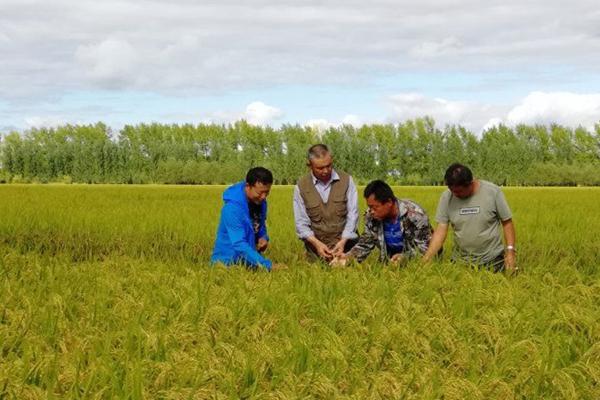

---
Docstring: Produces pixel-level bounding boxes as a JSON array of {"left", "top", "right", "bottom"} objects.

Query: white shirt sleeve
[
  {"left": 341, "top": 176, "right": 359, "bottom": 239},
  {"left": 293, "top": 185, "right": 315, "bottom": 239}
]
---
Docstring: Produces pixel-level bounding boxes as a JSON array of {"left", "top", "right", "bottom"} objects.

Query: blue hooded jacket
[{"left": 210, "top": 181, "right": 272, "bottom": 270}]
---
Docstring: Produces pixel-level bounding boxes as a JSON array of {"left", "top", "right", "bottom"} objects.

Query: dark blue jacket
[{"left": 210, "top": 181, "right": 271, "bottom": 270}]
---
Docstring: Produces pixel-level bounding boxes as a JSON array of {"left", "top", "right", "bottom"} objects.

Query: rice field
[{"left": 1, "top": 184, "right": 599, "bottom": 399}]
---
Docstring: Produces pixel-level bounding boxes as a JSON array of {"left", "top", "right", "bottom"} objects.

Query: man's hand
[
  {"left": 504, "top": 251, "right": 517, "bottom": 274},
  {"left": 331, "top": 238, "right": 348, "bottom": 257},
  {"left": 330, "top": 255, "right": 348, "bottom": 267},
  {"left": 390, "top": 253, "right": 405, "bottom": 265},
  {"left": 311, "top": 239, "right": 333, "bottom": 260},
  {"left": 257, "top": 238, "right": 268, "bottom": 253}
]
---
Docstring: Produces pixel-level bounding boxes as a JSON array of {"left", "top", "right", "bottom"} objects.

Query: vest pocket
[
  {"left": 333, "top": 199, "right": 348, "bottom": 217},
  {"left": 306, "top": 204, "right": 323, "bottom": 222}
]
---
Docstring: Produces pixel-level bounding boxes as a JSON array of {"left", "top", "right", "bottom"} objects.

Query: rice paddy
[{"left": 1, "top": 184, "right": 599, "bottom": 399}]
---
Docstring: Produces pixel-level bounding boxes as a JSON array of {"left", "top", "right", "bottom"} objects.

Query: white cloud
[
  {"left": 75, "top": 38, "right": 141, "bottom": 87},
  {"left": 1, "top": 1, "right": 600, "bottom": 129},
  {"left": 243, "top": 101, "right": 283, "bottom": 125},
  {"left": 25, "top": 116, "right": 69, "bottom": 128},
  {"left": 303, "top": 114, "right": 367, "bottom": 131},
  {"left": 2, "top": 0, "right": 599, "bottom": 99},
  {"left": 386, "top": 92, "right": 503, "bottom": 132},
  {"left": 200, "top": 101, "right": 283, "bottom": 126},
  {"left": 304, "top": 119, "right": 333, "bottom": 132},
  {"left": 481, "top": 117, "right": 504, "bottom": 132},
  {"left": 342, "top": 114, "right": 362, "bottom": 127},
  {"left": 506, "top": 91, "right": 600, "bottom": 130},
  {"left": 409, "top": 37, "right": 463, "bottom": 59},
  {"left": 387, "top": 91, "right": 600, "bottom": 133},
  {"left": 0, "top": 32, "right": 10, "bottom": 45}
]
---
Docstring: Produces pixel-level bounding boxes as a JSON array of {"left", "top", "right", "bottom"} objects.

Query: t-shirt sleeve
[
  {"left": 435, "top": 191, "right": 451, "bottom": 224},
  {"left": 495, "top": 188, "right": 512, "bottom": 221}
]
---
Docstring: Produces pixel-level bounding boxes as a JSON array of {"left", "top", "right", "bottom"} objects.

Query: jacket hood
[{"left": 223, "top": 181, "right": 248, "bottom": 205}]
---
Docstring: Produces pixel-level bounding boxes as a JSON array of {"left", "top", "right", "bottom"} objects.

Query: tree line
[{"left": 1, "top": 118, "right": 599, "bottom": 186}]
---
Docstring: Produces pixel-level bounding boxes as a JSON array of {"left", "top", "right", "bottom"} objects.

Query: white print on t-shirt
[{"left": 459, "top": 206, "right": 480, "bottom": 215}]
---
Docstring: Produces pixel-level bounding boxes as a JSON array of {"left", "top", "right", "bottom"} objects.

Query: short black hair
[
  {"left": 246, "top": 167, "right": 273, "bottom": 186},
  {"left": 444, "top": 163, "right": 473, "bottom": 187},
  {"left": 364, "top": 180, "right": 395, "bottom": 203}
]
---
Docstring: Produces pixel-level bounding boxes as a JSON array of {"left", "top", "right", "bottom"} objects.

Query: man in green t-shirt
[{"left": 422, "top": 163, "right": 517, "bottom": 273}]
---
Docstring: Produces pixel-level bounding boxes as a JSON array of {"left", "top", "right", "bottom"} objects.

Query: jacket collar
[{"left": 396, "top": 199, "right": 409, "bottom": 219}]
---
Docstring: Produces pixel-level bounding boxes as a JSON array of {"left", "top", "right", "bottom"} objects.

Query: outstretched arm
[
  {"left": 346, "top": 215, "right": 378, "bottom": 263},
  {"left": 422, "top": 223, "right": 448, "bottom": 263}
]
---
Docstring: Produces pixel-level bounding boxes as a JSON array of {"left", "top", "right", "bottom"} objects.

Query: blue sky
[{"left": 1, "top": 0, "right": 600, "bottom": 133}]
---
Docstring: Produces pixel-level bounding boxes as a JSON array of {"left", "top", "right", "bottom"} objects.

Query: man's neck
[
  {"left": 472, "top": 179, "right": 480, "bottom": 194},
  {"left": 314, "top": 177, "right": 331, "bottom": 186},
  {"left": 312, "top": 170, "right": 336, "bottom": 185}
]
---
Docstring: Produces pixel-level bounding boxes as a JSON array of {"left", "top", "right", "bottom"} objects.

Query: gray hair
[{"left": 307, "top": 144, "right": 331, "bottom": 160}]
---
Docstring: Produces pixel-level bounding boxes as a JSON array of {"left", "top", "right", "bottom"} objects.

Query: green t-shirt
[{"left": 435, "top": 180, "right": 512, "bottom": 264}]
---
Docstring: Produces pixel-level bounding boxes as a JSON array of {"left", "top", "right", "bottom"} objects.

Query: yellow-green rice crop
[{"left": 1, "top": 185, "right": 599, "bottom": 399}]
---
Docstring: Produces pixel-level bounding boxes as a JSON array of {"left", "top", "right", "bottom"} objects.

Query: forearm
[
  {"left": 257, "top": 222, "right": 268, "bottom": 241},
  {"left": 305, "top": 235, "right": 323, "bottom": 247},
  {"left": 347, "top": 234, "right": 376, "bottom": 262},
  {"left": 423, "top": 225, "right": 447, "bottom": 261},
  {"left": 502, "top": 219, "right": 516, "bottom": 247},
  {"left": 501, "top": 219, "right": 517, "bottom": 271}
]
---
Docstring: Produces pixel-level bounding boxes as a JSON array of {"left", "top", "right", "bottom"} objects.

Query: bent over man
[
  {"left": 333, "top": 180, "right": 433, "bottom": 265},
  {"left": 422, "top": 163, "right": 517, "bottom": 272},
  {"left": 293, "top": 144, "right": 359, "bottom": 261}
]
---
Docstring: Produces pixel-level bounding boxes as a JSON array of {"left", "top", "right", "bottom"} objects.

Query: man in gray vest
[{"left": 293, "top": 144, "right": 359, "bottom": 261}]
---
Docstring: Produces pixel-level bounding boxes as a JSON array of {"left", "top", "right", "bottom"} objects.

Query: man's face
[
  {"left": 245, "top": 182, "right": 272, "bottom": 205},
  {"left": 309, "top": 154, "right": 333, "bottom": 183},
  {"left": 449, "top": 183, "right": 474, "bottom": 199},
  {"left": 366, "top": 194, "right": 394, "bottom": 221}
]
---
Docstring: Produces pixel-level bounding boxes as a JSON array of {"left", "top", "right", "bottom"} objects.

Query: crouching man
[
  {"left": 332, "top": 180, "right": 433, "bottom": 266},
  {"left": 211, "top": 167, "right": 275, "bottom": 271}
]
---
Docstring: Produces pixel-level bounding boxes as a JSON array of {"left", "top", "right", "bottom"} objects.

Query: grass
[{"left": 0, "top": 184, "right": 599, "bottom": 399}]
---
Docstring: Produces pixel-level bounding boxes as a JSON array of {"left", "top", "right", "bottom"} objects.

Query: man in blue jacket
[{"left": 211, "top": 167, "right": 274, "bottom": 271}]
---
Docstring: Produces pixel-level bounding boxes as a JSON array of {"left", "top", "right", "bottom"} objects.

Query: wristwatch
[{"left": 506, "top": 245, "right": 516, "bottom": 252}]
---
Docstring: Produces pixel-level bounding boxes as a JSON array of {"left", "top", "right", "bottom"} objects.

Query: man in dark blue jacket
[{"left": 211, "top": 167, "right": 273, "bottom": 270}]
